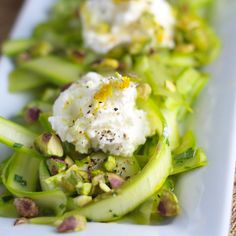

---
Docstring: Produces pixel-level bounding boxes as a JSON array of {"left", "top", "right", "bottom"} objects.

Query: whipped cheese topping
[
  {"left": 49, "top": 72, "right": 151, "bottom": 156},
  {"left": 81, "top": 0, "right": 175, "bottom": 54}
]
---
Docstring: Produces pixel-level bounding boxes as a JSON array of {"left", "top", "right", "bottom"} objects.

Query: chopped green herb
[
  {"left": 1, "top": 195, "right": 14, "bottom": 203},
  {"left": 14, "top": 174, "right": 27, "bottom": 186},
  {"left": 13, "top": 143, "right": 23, "bottom": 149},
  {"left": 174, "top": 148, "right": 195, "bottom": 161}
]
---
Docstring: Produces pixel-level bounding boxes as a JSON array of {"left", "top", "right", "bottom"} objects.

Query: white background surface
[{"left": 0, "top": 0, "right": 236, "bottom": 235}]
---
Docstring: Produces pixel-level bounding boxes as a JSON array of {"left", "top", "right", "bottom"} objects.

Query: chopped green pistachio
[
  {"left": 78, "top": 170, "right": 89, "bottom": 182},
  {"left": 104, "top": 156, "right": 116, "bottom": 172},
  {"left": 82, "top": 183, "right": 92, "bottom": 196},
  {"left": 73, "top": 196, "right": 93, "bottom": 207},
  {"left": 14, "top": 218, "right": 29, "bottom": 225},
  {"left": 92, "top": 174, "right": 105, "bottom": 186},
  {"left": 24, "top": 107, "right": 41, "bottom": 124},
  {"left": 46, "top": 158, "right": 67, "bottom": 175},
  {"left": 34, "top": 133, "right": 64, "bottom": 157},
  {"left": 75, "top": 156, "right": 91, "bottom": 171},
  {"left": 57, "top": 215, "right": 86, "bottom": 233},
  {"left": 92, "top": 58, "right": 119, "bottom": 72},
  {"left": 157, "top": 190, "right": 180, "bottom": 217},
  {"left": 76, "top": 183, "right": 92, "bottom": 196},
  {"left": 99, "top": 182, "right": 111, "bottom": 193},
  {"left": 64, "top": 156, "right": 74, "bottom": 168},
  {"left": 90, "top": 152, "right": 107, "bottom": 170},
  {"left": 44, "top": 165, "right": 84, "bottom": 195},
  {"left": 107, "top": 173, "right": 124, "bottom": 189},
  {"left": 61, "top": 166, "right": 83, "bottom": 193},
  {"left": 76, "top": 181, "right": 83, "bottom": 189},
  {"left": 60, "top": 178, "right": 77, "bottom": 193},
  {"left": 91, "top": 169, "right": 104, "bottom": 177},
  {"left": 14, "top": 198, "right": 39, "bottom": 218},
  {"left": 75, "top": 153, "right": 107, "bottom": 173}
]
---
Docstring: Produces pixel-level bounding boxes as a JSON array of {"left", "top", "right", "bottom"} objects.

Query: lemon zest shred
[
  {"left": 94, "top": 83, "right": 113, "bottom": 102},
  {"left": 94, "top": 75, "right": 131, "bottom": 107},
  {"left": 115, "top": 76, "right": 130, "bottom": 89}
]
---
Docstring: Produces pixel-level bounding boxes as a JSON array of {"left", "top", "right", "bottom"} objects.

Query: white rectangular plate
[{"left": 0, "top": 0, "right": 236, "bottom": 235}]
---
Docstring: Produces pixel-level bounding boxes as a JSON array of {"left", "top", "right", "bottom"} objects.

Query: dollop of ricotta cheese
[
  {"left": 81, "top": 0, "right": 175, "bottom": 54},
  {"left": 49, "top": 72, "right": 151, "bottom": 157}
]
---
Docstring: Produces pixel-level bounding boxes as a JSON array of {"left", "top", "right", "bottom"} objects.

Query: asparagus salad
[{"left": 0, "top": 0, "right": 220, "bottom": 233}]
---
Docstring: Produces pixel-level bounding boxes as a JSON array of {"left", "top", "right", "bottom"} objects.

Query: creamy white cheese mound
[
  {"left": 49, "top": 72, "right": 151, "bottom": 157},
  {"left": 81, "top": 0, "right": 175, "bottom": 54}
]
